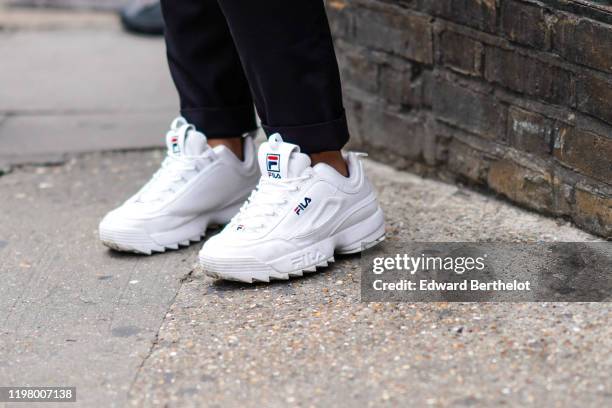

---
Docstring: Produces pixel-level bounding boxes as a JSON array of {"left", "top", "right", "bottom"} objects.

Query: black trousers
[{"left": 160, "top": 0, "right": 349, "bottom": 154}]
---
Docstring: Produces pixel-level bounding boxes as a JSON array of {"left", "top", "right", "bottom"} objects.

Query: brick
[
  {"left": 344, "top": 94, "right": 427, "bottom": 160},
  {"left": 425, "top": 0, "right": 497, "bottom": 33},
  {"left": 337, "top": 48, "right": 379, "bottom": 94},
  {"left": 379, "top": 63, "right": 411, "bottom": 105},
  {"left": 379, "top": 62, "right": 430, "bottom": 108},
  {"left": 487, "top": 159, "right": 554, "bottom": 212},
  {"left": 573, "top": 189, "right": 612, "bottom": 238},
  {"left": 439, "top": 30, "right": 483, "bottom": 76},
  {"left": 353, "top": 6, "right": 433, "bottom": 63},
  {"left": 421, "top": 69, "right": 434, "bottom": 108},
  {"left": 552, "top": 177, "right": 573, "bottom": 216},
  {"left": 501, "top": 0, "right": 550, "bottom": 49},
  {"left": 424, "top": 120, "right": 445, "bottom": 166},
  {"left": 446, "top": 139, "right": 490, "bottom": 183},
  {"left": 507, "top": 107, "right": 555, "bottom": 155},
  {"left": 433, "top": 79, "right": 506, "bottom": 140},
  {"left": 554, "top": 127, "right": 612, "bottom": 183},
  {"left": 485, "top": 46, "right": 573, "bottom": 105},
  {"left": 576, "top": 73, "right": 612, "bottom": 125},
  {"left": 553, "top": 15, "right": 612, "bottom": 74}
]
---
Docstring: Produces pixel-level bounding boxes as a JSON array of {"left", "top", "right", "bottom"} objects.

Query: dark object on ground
[{"left": 120, "top": 0, "right": 164, "bottom": 35}]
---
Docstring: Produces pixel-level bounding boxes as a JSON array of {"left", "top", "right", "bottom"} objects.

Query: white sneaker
[
  {"left": 99, "top": 117, "right": 260, "bottom": 254},
  {"left": 199, "top": 134, "right": 386, "bottom": 282}
]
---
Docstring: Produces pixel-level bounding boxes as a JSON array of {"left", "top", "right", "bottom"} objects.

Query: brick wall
[{"left": 327, "top": 0, "right": 612, "bottom": 238}]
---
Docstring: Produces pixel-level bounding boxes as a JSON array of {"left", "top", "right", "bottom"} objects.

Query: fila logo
[
  {"left": 171, "top": 136, "right": 180, "bottom": 154},
  {"left": 236, "top": 224, "right": 245, "bottom": 231},
  {"left": 294, "top": 197, "right": 312, "bottom": 215},
  {"left": 291, "top": 250, "right": 325, "bottom": 268},
  {"left": 266, "top": 153, "right": 280, "bottom": 174}
]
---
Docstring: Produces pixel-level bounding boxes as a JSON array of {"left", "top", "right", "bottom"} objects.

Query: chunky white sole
[
  {"left": 200, "top": 207, "right": 386, "bottom": 283},
  {"left": 100, "top": 202, "right": 242, "bottom": 255}
]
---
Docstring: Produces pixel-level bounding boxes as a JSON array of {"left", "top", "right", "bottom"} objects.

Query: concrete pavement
[
  {"left": 0, "top": 6, "right": 610, "bottom": 408},
  {"left": 0, "top": 151, "right": 608, "bottom": 407},
  {"left": 0, "top": 6, "right": 174, "bottom": 168}
]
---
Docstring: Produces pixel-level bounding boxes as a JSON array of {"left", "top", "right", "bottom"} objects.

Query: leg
[
  {"left": 161, "top": 0, "right": 257, "bottom": 139},
  {"left": 198, "top": 2, "right": 386, "bottom": 282},
  {"left": 216, "top": 0, "right": 349, "bottom": 155}
]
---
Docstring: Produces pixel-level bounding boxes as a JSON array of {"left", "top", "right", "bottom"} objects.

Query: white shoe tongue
[
  {"left": 166, "top": 124, "right": 208, "bottom": 156},
  {"left": 258, "top": 134, "right": 311, "bottom": 179}
]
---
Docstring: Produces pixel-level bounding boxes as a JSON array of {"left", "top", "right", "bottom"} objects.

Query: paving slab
[
  {"left": 0, "top": 28, "right": 176, "bottom": 114},
  {"left": 0, "top": 7, "right": 177, "bottom": 166},
  {"left": 0, "top": 113, "right": 167, "bottom": 166},
  {"left": 4, "top": 0, "right": 125, "bottom": 11},
  {"left": 0, "top": 6, "right": 118, "bottom": 29}
]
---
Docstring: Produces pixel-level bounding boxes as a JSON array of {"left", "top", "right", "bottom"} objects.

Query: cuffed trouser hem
[
  {"left": 261, "top": 112, "right": 350, "bottom": 154},
  {"left": 181, "top": 104, "right": 257, "bottom": 138}
]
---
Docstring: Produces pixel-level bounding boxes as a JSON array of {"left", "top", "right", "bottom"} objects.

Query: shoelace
[
  {"left": 137, "top": 155, "right": 198, "bottom": 201},
  {"left": 232, "top": 173, "right": 313, "bottom": 230},
  {"left": 138, "top": 140, "right": 213, "bottom": 203}
]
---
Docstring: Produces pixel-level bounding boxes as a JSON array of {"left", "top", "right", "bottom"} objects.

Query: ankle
[
  {"left": 208, "top": 137, "right": 244, "bottom": 160},
  {"left": 309, "top": 151, "right": 348, "bottom": 177}
]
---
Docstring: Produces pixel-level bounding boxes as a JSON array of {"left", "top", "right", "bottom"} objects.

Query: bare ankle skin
[
  {"left": 208, "top": 137, "right": 244, "bottom": 160},
  {"left": 310, "top": 150, "right": 349, "bottom": 177}
]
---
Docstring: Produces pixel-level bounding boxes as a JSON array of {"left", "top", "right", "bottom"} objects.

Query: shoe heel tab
[
  {"left": 341, "top": 151, "right": 367, "bottom": 187},
  {"left": 240, "top": 132, "right": 258, "bottom": 172},
  {"left": 343, "top": 151, "right": 368, "bottom": 164},
  {"left": 170, "top": 116, "right": 189, "bottom": 130}
]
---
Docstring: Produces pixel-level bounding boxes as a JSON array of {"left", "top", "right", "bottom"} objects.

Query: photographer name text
[{"left": 372, "top": 279, "right": 531, "bottom": 292}]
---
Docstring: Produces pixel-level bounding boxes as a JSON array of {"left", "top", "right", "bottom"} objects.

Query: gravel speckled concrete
[
  {"left": 0, "top": 151, "right": 198, "bottom": 407},
  {"left": 122, "top": 155, "right": 608, "bottom": 408},
  {"left": 0, "top": 151, "right": 608, "bottom": 407}
]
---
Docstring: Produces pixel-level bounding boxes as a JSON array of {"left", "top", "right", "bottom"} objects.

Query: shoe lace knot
[
  {"left": 231, "top": 172, "right": 313, "bottom": 231},
  {"left": 137, "top": 129, "right": 213, "bottom": 202}
]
